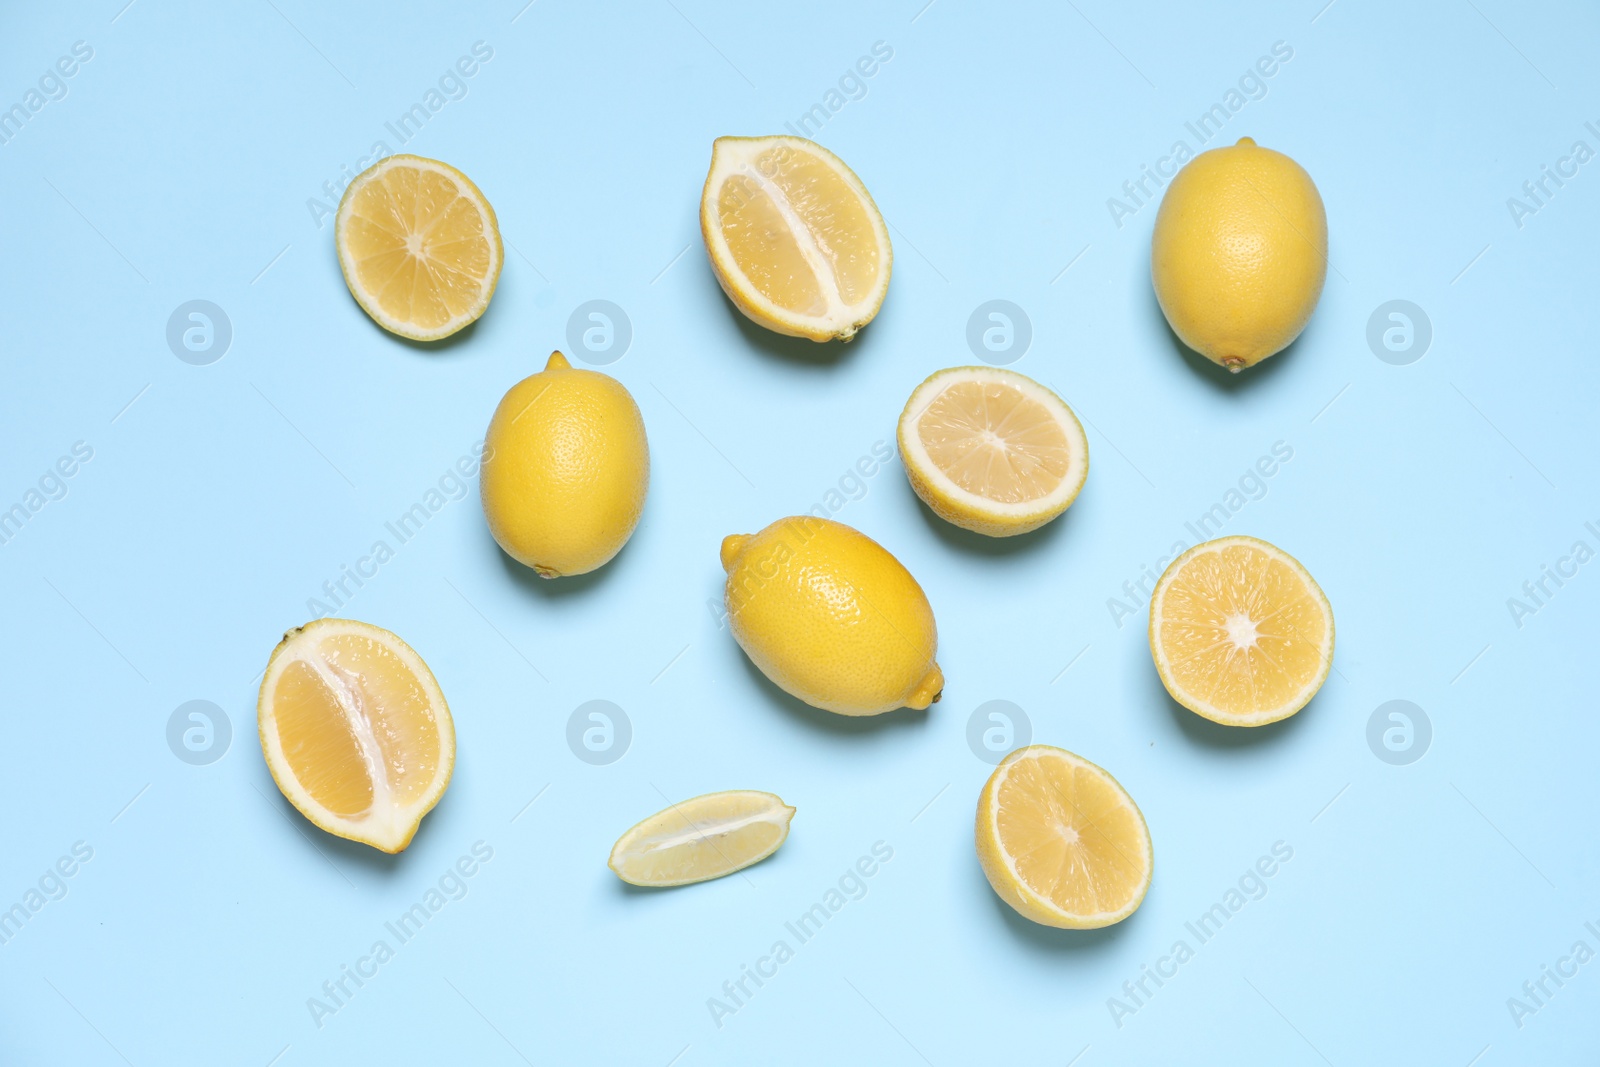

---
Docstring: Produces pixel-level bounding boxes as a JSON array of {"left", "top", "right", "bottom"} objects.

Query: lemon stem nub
[
  {"left": 719, "top": 534, "right": 749, "bottom": 572},
  {"left": 546, "top": 351, "right": 570, "bottom": 370}
]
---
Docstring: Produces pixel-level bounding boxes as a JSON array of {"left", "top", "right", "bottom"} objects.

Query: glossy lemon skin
[
  {"left": 1151, "top": 137, "right": 1327, "bottom": 371},
  {"left": 721, "top": 516, "right": 942, "bottom": 716},
  {"left": 481, "top": 352, "right": 649, "bottom": 578}
]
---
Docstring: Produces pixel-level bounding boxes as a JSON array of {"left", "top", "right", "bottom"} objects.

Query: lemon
[
  {"left": 976, "top": 745, "right": 1152, "bottom": 929},
  {"left": 257, "top": 618, "right": 455, "bottom": 854},
  {"left": 898, "top": 366, "right": 1089, "bottom": 537},
  {"left": 335, "top": 154, "right": 503, "bottom": 342},
  {"left": 609, "top": 790, "right": 795, "bottom": 887},
  {"left": 700, "top": 135, "right": 892, "bottom": 342},
  {"left": 1150, "top": 535, "right": 1335, "bottom": 726},
  {"left": 721, "top": 516, "right": 941, "bottom": 716},
  {"left": 1151, "top": 137, "right": 1326, "bottom": 371},
  {"left": 481, "top": 351, "right": 649, "bottom": 578}
]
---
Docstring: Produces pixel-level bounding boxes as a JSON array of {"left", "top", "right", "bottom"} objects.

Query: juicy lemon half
[
  {"left": 335, "top": 154, "right": 503, "bottom": 341},
  {"left": 257, "top": 618, "right": 455, "bottom": 853},
  {"left": 976, "top": 745, "right": 1153, "bottom": 929},
  {"left": 609, "top": 790, "right": 795, "bottom": 887},
  {"left": 1149, "top": 535, "right": 1335, "bottom": 726},
  {"left": 700, "top": 135, "right": 892, "bottom": 342},
  {"left": 898, "top": 366, "right": 1089, "bottom": 537}
]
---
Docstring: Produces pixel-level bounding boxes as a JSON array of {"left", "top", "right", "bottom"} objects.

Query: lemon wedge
[
  {"left": 898, "top": 366, "right": 1089, "bottom": 536},
  {"left": 700, "top": 135, "right": 891, "bottom": 342},
  {"left": 257, "top": 618, "right": 454, "bottom": 853},
  {"left": 1150, "top": 535, "right": 1335, "bottom": 726},
  {"left": 335, "top": 154, "right": 503, "bottom": 341},
  {"left": 609, "top": 790, "right": 794, "bottom": 887},
  {"left": 976, "top": 745, "right": 1152, "bottom": 929}
]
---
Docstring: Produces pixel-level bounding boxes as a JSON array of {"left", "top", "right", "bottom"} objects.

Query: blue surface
[{"left": 2, "top": 1, "right": 1598, "bottom": 1063}]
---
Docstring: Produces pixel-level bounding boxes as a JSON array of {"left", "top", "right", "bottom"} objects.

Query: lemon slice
[
  {"left": 609, "top": 790, "right": 794, "bottom": 887},
  {"left": 257, "top": 618, "right": 455, "bottom": 853},
  {"left": 700, "top": 135, "right": 891, "bottom": 342},
  {"left": 335, "top": 154, "right": 503, "bottom": 341},
  {"left": 898, "top": 366, "right": 1089, "bottom": 536},
  {"left": 1150, "top": 535, "right": 1335, "bottom": 726},
  {"left": 976, "top": 745, "right": 1152, "bottom": 929}
]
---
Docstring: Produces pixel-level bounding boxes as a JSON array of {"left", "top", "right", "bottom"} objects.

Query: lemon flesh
[
  {"left": 1150, "top": 535, "right": 1335, "bottom": 726},
  {"left": 898, "top": 366, "right": 1089, "bottom": 537},
  {"left": 700, "top": 136, "right": 892, "bottom": 342},
  {"left": 609, "top": 790, "right": 795, "bottom": 887},
  {"left": 1151, "top": 137, "right": 1326, "bottom": 371},
  {"left": 481, "top": 351, "right": 649, "bottom": 578},
  {"left": 335, "top": 154, "right": 502, "bottom": 342},
  {"left": 722, "top": 516, "right": 941, "bottom": 716},
  {"left": 976, "top": 745, "right": 1152, "bottom": 929},
  {"left": 257, "top": 618, "right": 455, "bottom": 853}
]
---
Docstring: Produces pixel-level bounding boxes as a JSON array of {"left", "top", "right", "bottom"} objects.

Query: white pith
[
  {"left": 702, "top": 136, "right": 891, "bottom": 338},
  {"left": 335, "top": 154, "right": 503, "bottom": 342},
  {"left": 899, "top": 366, "right": 1089, "bottom": 520},
  {"left": 1149, "top": 536, "right": 1335, "bottom": 727},
  {"left": 258, "top": 619, "right": 453, "bottom": 851}
]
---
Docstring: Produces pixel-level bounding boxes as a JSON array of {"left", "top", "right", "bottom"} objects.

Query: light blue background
[{"left": 2, "top": 0, "right": 1597, "bottom": 1063}]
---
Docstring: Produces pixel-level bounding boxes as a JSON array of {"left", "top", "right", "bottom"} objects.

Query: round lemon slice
[
  {"left": 898, "top": 366, "right": 1089, "bottom": 537},
  {"left": 700, "top": 135, "right": 892, "bottom": 342},
  {"left": 1150, "top": 535, "right": 1335, "bottom": 726},
  {"left": 257, "top": 618, "right": 455, "bottom": 853},
  {"left": 335, "top": 154, "right": 503, "bottom": 341},
  {"left": 609, "top": 790, "right": 795, "bottom": 887},
  {"left": 976, "top": 745, "right": 1152, "bottom": 929}
]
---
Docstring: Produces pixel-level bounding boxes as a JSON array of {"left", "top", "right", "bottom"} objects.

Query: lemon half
[{"left": 700, "top": 135, "right": 892, "bottom": 342}]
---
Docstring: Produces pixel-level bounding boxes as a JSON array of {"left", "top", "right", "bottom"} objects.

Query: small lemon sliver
[
  {"left": 1149, "top": 535, "right": 1335, "bottom": 726},
  {"left": 257, "top": 618, "right": 455, "bottom": 853},
  {"left": 976, "top": 746, "right": 1152, "bottom": 929},
  {"left": 700, "top": 135, "right": 892, "bottom": 342},
  {"left": 609, "top": 790, "right": 795, "bottom": 887},
  {"left": 336, "top": 154, "right": 503, "bottom": 341},
  {"left": 898, "top": 366, "right": 1089, "bottom": 537}
]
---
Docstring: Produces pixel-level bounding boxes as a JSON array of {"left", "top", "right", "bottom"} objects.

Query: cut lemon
[
  {"left": 257, "top": 618, "right": 455, "bottom": 853},
  {"left": 609, "top": 790, "right": 794, "bottom": 887},
  {"left": 1150, "top": 535, "right": 1335, "bottom": 726},
  {"left": 700, "top": 135, "right": 891, "bottom": 342},
  {"left": 976, "top": 745, "right": 1152, "bottom": 929},
  {"left": 335, "top": 154, "right": 503, "bottom": 341},
  {"left": 898, "top": 366, "right": 1089, "bottom": 536}
]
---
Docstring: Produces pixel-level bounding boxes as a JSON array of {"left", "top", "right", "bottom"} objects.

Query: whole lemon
[
  {"left": 1151, "top": 137, "right": 1327, "bottom": 372},
  {"left": 481, "top": 351, "right": 648, "bottom": 577},
  {"left": 722, "top": 516, "right": 942, "bottom": 716}
]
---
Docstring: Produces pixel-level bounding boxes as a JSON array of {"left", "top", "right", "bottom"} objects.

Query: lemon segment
[
  {"left": 976, "top": 746, "right": 1153, "bottom": 929},
  {"left": 722, "top": 516, "right": 941, "bottom": 716},
  {"left": 898, "top": 366, "right": 1089, "bottom": 537},
  {"left": 1149, "top": 535, "right": 1335, "bottom": 726},
  {"left": 481, "top": 351, "right": 650, "bottom": 578},
  {"left": 335, "top": 154, "right": 503, "bottom": 341},
  {"left": 257, "top": 618, "right": 455, "bottom": 853},
  {"left": 700, "top": 135, "right": 892, "bottom": 342},
  {"left": 609, "top": 790, "right": 795, "bottom": 887},
  {"left": 1151, "top": 137, "right": 1326, "bottom": 371}
]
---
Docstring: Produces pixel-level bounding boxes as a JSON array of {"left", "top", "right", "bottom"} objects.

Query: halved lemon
[
  {"left": 898, "top": 366, "right": 1089, "bottom": 536},
  {"left": 1150, "top": 535, "right": 1335, "bottom": 726},
  {"left": 609, "top": 790, "right": 794, "bottom": 887},
  {"left": 335, "top": 154, "right": 503, "bottom": 341},
  {"left": 700, "top": 135, "right": 891, "bottom": 342},
  {"left": 257, "top": 618, "right": 455, "bottom": 853},
  {"left": 976, "top": 745, "right": 1152, "bottom": 929}
]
